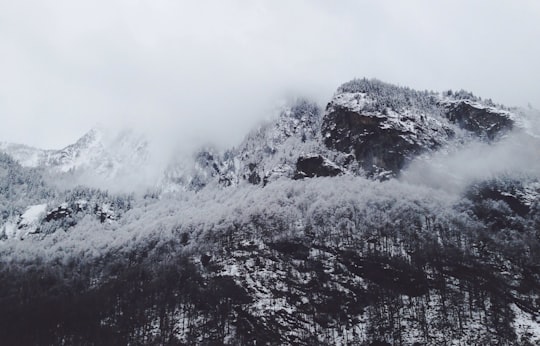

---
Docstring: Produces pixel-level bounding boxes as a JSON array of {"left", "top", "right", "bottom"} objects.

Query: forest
[{"left": 0, "top": 170, "right": 539, "bottom": 344}]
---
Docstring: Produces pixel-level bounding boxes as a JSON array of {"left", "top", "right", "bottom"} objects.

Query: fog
[
  {"left": 1, "top": 0, "right": 540, "bottom": 151},
  {"left": 402, "top": 124, "right": 540, "bottom": 193}
]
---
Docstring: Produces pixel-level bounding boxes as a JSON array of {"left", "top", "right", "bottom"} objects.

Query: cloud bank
[
  {"left": 1, "top": 0, "right": 539, "bottom": 150},
  {"left": 402, "top": 127, "right": 540, "bottom": 193}
]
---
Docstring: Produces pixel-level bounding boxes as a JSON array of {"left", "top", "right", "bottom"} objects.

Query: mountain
[
  {"left": 162, "top": 79, "right": 520, "bottom": 189},
  {"left": 0, "top": 79, "right": 539, "bottom": 345},
  {"left": 0, "top": 83, "right": 522, "bottom": 190},
  {"left": 0, "top": 127, "right": 149, "bottom": 181}
]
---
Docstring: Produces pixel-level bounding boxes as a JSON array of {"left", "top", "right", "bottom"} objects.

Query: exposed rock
[
  {"left": 94, "top": 203, "right": 115, "bottom": 223},
  {"left": 466, "top": 178, "right": 539, "bottom": 219},
  {"left": 443, "top": 100, "right": 514, "bottom": 140},
  {"left": 263, "top": 164, "right": 295, "bottom": 186},
  {"left": 243, "top": 163, "right": 262, "bottom": 185},
  {"left": 322, "top": 100, "right": 451, "bottom": 176},
  {"left": 321, "top": 80, "right": 516, "bottom": 178},
  {"left": 294, "top": 154, "right": 343, "bottom": 179},
  {"left": 45, "top": 204, "right": 72, "bottom": 222}
]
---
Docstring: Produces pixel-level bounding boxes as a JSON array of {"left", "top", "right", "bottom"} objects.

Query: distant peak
[{"left": 69, "top": 128, "right": 104, "bottom": 150}]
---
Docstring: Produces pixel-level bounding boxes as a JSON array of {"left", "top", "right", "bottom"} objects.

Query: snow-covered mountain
[
  {"left": 0, "top": 79, "right": 539, "bottom": 345},
  {"left": 161, "top": 79, "right": 522, "bottom": 190},
  {"left": 0, "top": 126, "right": 149, "bottom": 180},
  {"left": 1, "top": 81, "right": 526, "bottom": 192}
]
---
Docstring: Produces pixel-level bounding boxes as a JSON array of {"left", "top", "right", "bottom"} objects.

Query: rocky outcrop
[
  {"left": 246, "top": 163, "right": 261, "bottom": 185},
  {"left": 321, "top": 79, "right": 516, "bottom": 178},
  {"left": 443, "top": 100, "right": 514, "bottom": 140},
  {"left": 45, "top": 204, "right": 72, "bottom": 222},
  {"left": 322, "top": 108, "right": 421, "bottom": 176},
  {"left": 322, "top": 90, "right": 453, "bottom": 177},
  {"left": 294, "top": 154, "right": 342, "bottom": 179}
]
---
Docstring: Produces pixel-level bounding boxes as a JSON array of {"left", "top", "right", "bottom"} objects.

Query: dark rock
[
  {"left": 294, "top": 155, "right": 343, "bottom": 179},
  {"left": 269, "top": 240, "right": 310, "bottom": 260},
  {"left": 322, "top": 106, "right": 428, "bottom": 176},
  {"left": 246, "top": 163, "right": 261, "bottom": 185},
  {"left": 247, "top": 171, "right": 261, "bottom": 185},
  {"left": 467, "top": 179, "right": 533, "bottom": 217},
  {"left": 201, "top": 253, "right": 212, "bottom": 267},
  {"left": 443, "top": 101, "right": 513, "bottom": 140},
  {"left": 45, "top": 205, "right": 72, "bottom": 222}
]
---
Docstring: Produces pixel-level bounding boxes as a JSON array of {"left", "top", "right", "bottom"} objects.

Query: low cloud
[
  {"left": 1, "top": 1, "right": 540, "bottom": 152},
  {"left": 402, "top": 125, "right": 540, "bottom": 193}
]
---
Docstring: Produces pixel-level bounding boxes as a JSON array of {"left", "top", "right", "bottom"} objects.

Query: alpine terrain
[{"left": 1, "top": 78, "right": 540, "bottom": 345}]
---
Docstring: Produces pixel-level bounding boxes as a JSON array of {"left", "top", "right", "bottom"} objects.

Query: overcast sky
[{"left": 1, "top": 0, "right": 539, "bottom": 149}]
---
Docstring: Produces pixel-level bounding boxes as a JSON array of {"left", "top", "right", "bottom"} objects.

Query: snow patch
[
  {"left": 512, "top": 303, "right": 540, "bottom": 344},
  {"left": 8, "top": 204, "right": 48, "bottom": 239}
]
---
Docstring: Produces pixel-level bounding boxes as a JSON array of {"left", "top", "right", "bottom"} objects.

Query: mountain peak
[
  {"left": 1, "top": 78, "right": 540, "bottom": 345},
  {"left": 322, "top": 78, "right": 517, "bottom": 177}
]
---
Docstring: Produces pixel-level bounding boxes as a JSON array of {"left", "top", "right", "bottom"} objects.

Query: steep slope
[
  {"left": 162, "top": 79, "right": 521, "bottom": 190},
  {"left": 322, "top": 79, "right": 515, "bottom": 178},
  {"left": 0, "top": 153, "right": 55, "bottom": 240},
  {"left": 1, "top": 176, "right": 539, "bottom": 345},
  {"left": 0, "top": 78, "right": 539, "bottom": 345},
  {"left": 159, "top": 99, "right": 336, "bottom": 191},
  {"left": 1, "top": 79, "right": 523, "bottom": 192}
]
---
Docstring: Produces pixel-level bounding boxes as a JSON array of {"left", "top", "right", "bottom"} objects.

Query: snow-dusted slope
[
  {"left": 159, "top": 99, "right": 329, "bottom": 191},
  {"left": 322, "top": 79, "right": 518, "bottom": 178},
  {"left": 0, "top": 142, "right": 49, "bottom": 167},
  {"left": 0, "top": 127, "right": 150, "bottom": 186},
  {"left": 1, "top": 79, "right": 530, "bottom": 193},
  {"left": 1, "top": 203, "right": 48, "bottom": 240},
  {"left": 0, "top": 79, "right": 540, "bottom": 345},
  {"left": 162, "top": 79, "right": 525, "bottom": 191}
]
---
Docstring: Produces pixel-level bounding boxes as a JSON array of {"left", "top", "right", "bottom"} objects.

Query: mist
[
  {"left": 401, "top": 125, "right": 540, "bottom": 194},
  {"left": 1, "top": 0, "right": 540, "bottom": 152}
]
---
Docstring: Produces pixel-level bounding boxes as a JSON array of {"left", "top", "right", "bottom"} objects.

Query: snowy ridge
[
  {"left": 327, "top": 89, "right": 454, "bottom": 143},
  {"left": 0, "top": 142, "right": 52, "bottom": 167},
  {"left": 0, "top": 127, "right": 150, "bottom": 187},
  {"left": 1, "top": 79, "right": 533, "bottom": 192},
  {"left": 0, "top": 78, "right": 539, "bottom": 344},
  {"left": 159, "top": 99, "right": 326, "bottom": 191}
]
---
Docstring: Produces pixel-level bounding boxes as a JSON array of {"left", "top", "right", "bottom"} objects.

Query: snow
[
  {"left": 1, "top": 127, "right": 151, "bottom": 191},
  {"left": 0, "top": 142, "right": 48, "bottom": 167},
  {"left": 21, "top": 204, "right": 47, "bottom": 222},
  {"left": 0, "top": 79, "right": 539, "bottom": 343},
  {"left": 328, "top": 92, "right": 371, "bottom": 113},
  {"left": 3, "top": 222, "right": 16, "bottom": 239},
  {"left": 512, "top": 303, "right": 540, "bottom": 344},
  {"left": 76, "top": 200, "right": 88, "bottom": 210},
  {"left": 8, "top": 203, "right": 48, "bottom": 239},
  {"left": 20, "top": 204, "right": 47, "bottom": 228}
]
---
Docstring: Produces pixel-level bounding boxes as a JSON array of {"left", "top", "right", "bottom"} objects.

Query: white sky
[{"left": 1, "top": 0, "right": 539, "bottom": 149}]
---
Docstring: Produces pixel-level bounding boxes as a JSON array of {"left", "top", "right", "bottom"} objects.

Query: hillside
[{"left": 0, "top": 79, "right": 539, "bottom": 345}]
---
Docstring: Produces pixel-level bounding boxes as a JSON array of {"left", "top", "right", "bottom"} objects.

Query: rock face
[
  {"left": 321, "top": 79, "right": 516, "bottom": 177},
  {"left": 294, "top": 154, "right": 342, "bottom": 179},
  {"left": 161, "top": 99, "right": 324, "bottom": 190},
  {"left": 322, "top": 82, "right": 453, "bottom": 177},
  {"left": 45, "top": 204, "right": 72, "bottom": 222},
  {"left": 177, "top": 79, "right": 520, "bottom": 186},
  {"left": 443, "top": 100, "right": 514, "bottom": 140},
  {"left": 170, "top": 81, "right": 520, "bottom": 188},
  {"left": 322, "top": 106, "right": 429, "bottom": 176}
]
